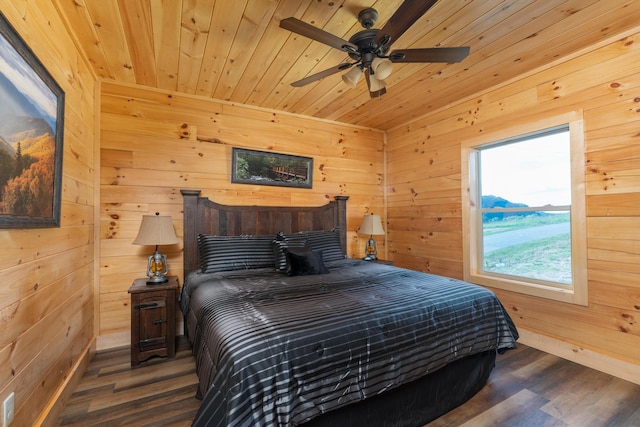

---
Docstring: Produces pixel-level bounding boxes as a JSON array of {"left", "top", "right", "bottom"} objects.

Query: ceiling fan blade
[
  {"left": 374, "top": 0, "right": 439, "bottom": 48},
  {"left": 280, "top": 17, "right": 357, "bottom": 52},
  {"left": 290, "top": 63, "right": 353, "bottom": 87},
  {"left": 389, "top": 47, "right": 470, "bottom": 63}
]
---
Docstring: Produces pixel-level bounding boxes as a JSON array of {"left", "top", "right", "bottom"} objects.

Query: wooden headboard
[{"left": 181, "top": 189, "right": 349, "bottom": 278}]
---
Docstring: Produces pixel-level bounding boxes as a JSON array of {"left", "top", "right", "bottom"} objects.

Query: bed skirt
[{"left": 303, "top": 350, "right": 495, "bottom": 427}]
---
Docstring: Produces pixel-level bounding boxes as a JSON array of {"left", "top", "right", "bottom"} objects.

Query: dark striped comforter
[{"left": 180, "top": 259, "right": 518, "bottom": 427}]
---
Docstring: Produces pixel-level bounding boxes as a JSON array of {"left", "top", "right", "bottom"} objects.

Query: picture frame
[
  {"left": 0, "top": 12, "right": 65, "bottom": 228},
  {"left": 231, "top": 148, "right": 313, "bottom": 189}
]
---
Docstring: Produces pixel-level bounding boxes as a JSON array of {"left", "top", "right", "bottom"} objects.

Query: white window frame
[{"left": 461, "top": 111, "right": 587, "bottom": 305}]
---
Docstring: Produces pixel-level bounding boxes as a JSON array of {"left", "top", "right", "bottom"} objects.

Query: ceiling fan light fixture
[
  {"left": 342, "top": 66, "right": 363, "bottom": 88},
  {"left": 371, "top": 57, "right": 393, "bottom": 80},
  {"left": 368, "top": 75, "right": 386, "bottom": 92}
]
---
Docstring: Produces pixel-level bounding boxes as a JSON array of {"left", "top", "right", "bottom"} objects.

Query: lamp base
[
  {"left": 364, "top": 236, "right": 378, "bottom": 260},
  {"left": 146, "top": 251, "right": 169, "bottom": 285},
  {"left": 146, "top": 274, "right": 169, "bottom": 285}
]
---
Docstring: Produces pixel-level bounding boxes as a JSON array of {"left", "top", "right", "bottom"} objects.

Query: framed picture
[
  {"left": 231, "top": 148, "right": 313, "bottom": 189},
  {"left": 0, "top": 12, "right": 65, "bottom": 228}
]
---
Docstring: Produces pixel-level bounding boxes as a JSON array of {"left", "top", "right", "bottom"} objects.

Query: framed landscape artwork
[
  {"left": 231, "top": 148, "right": 313, "bottom": 189},
  {"left": 0, "top": 13, "right": 65, "bottom": 228}
]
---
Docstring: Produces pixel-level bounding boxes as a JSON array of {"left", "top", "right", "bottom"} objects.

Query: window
[{"left": 462, "top": 112, "right": 587, "bottom": 305}]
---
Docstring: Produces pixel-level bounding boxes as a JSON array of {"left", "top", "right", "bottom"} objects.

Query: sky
[
  {"left": 0, "top": 31, "right": 58, "bottom": 125},
  {"left": 480, "top": 130, "right": 571, "bottom": 207}
]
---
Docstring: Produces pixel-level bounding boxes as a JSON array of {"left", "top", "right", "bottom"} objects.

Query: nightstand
[{"left": 128, "top": 276, "right": 178, "bottom": 366}]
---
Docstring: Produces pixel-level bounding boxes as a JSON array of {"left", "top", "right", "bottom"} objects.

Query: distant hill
[
  {"left": 21, "top": 132, "right": 55, "bottom": 157},
  {"left": 0, "top": 72, "right": 56, "bottom": 140},
  {"left": 482, "top": 195, "right": 536, "bottom": 221},
  {"left": 0, "top": 135, "right": 14, "bottom": 156},
  {"left": 0, "top": 115, "right": 53, "bottom": 143},
  {"left": 482, "top": 195, "right": 528, "bottom": 209}
]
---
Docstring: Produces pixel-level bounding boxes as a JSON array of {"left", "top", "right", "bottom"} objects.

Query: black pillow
[
  {"left": 272, "top": 234, "right": 309, "bottom": 271},
  {"left": 285, "top": 249, "right": 330, "bottom": 277}
]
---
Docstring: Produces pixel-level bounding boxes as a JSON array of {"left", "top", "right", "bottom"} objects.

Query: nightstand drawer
[{"left": 128, "top": 277, "right": 178, "bottom": 366}]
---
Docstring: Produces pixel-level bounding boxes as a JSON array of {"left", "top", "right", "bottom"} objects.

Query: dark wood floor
[
  {"left": 57, "top": 341, "right": 640, "bottom": 426},
  {"left": 57, "top": 339, "right": 200, "bottom": 427}
]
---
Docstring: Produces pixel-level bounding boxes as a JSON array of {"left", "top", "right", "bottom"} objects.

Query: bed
[{"left": 179, "top": 189, "right": 518, "bottom": 427}]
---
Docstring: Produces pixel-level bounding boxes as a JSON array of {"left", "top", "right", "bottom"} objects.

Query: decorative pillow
[
  {"left": 272, "top": 233, "right": 309, "bottom": 271},
  {"left": 197, "top": 234, "right": 274, "bottom": 273},
  {"left": 285, "top": 249, "right": 330, "bottom": 277},
  {"left": 303, "top": 228, "right": 346, "bottom": 262}
]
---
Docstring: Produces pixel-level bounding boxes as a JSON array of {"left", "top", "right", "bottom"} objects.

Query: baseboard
[
  {"left": 518, "top": 328, "right": 640, "bottom": 385},
  {"left": 96, "top": 330, "right": 129, "bottom": 350},
  {"left": 34, "top": 337, "right": 96, "bottom": 427}
]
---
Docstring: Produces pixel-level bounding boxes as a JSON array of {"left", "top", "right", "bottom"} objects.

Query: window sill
[{"left": 467, "top": 272, "right": 587, "bottom": 306}]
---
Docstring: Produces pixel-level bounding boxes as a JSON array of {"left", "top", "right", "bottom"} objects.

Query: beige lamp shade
[
  {"left": 371, "top": 57, "right": 393, "bottom": 80},
  {"left": 342, "top": 66, "right": 363, "bottom": 88},
  {"left": 368, "top": 76, "right": 386, "bottom": 93},
  {"left": 133, "top": 213, "right": 179, "bottom": 246},
  {"left": 358, "top": 214, "right": 385, "bottom": 236}
]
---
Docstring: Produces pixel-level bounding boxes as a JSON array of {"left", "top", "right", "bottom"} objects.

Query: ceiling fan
[{"left": 279, "top": 0, "right": 470, "bottom": 97}]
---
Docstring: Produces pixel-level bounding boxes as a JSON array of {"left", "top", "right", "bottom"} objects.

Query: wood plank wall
[
  {"left": 386, "top": 28, "right": 640, "bottom": 370},
  {"left": 99, "top": 81, "right": 385, "bottom": 348},
  {"left": 0, "top": 0, "right": 98, "bottom": 425}
]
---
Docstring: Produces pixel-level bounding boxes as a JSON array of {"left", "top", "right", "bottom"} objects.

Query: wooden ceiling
[{"left": 55, "top": 0, "right": 639, "bottom": 130}]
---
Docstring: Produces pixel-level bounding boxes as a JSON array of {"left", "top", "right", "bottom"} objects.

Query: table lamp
[
  {"left": 132, "top": 212, "right": 179, "bottom": 284},
  {"left": 358, "top": 213, "right": 385, "bottom": 260}
]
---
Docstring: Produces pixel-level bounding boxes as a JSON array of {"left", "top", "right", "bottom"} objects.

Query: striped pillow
[
  {"left": 197, "top": 234, "right": 274, "bottom": 273},
  {"left": 304, "top": 228, "right": 345, "bottom": 262}
]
